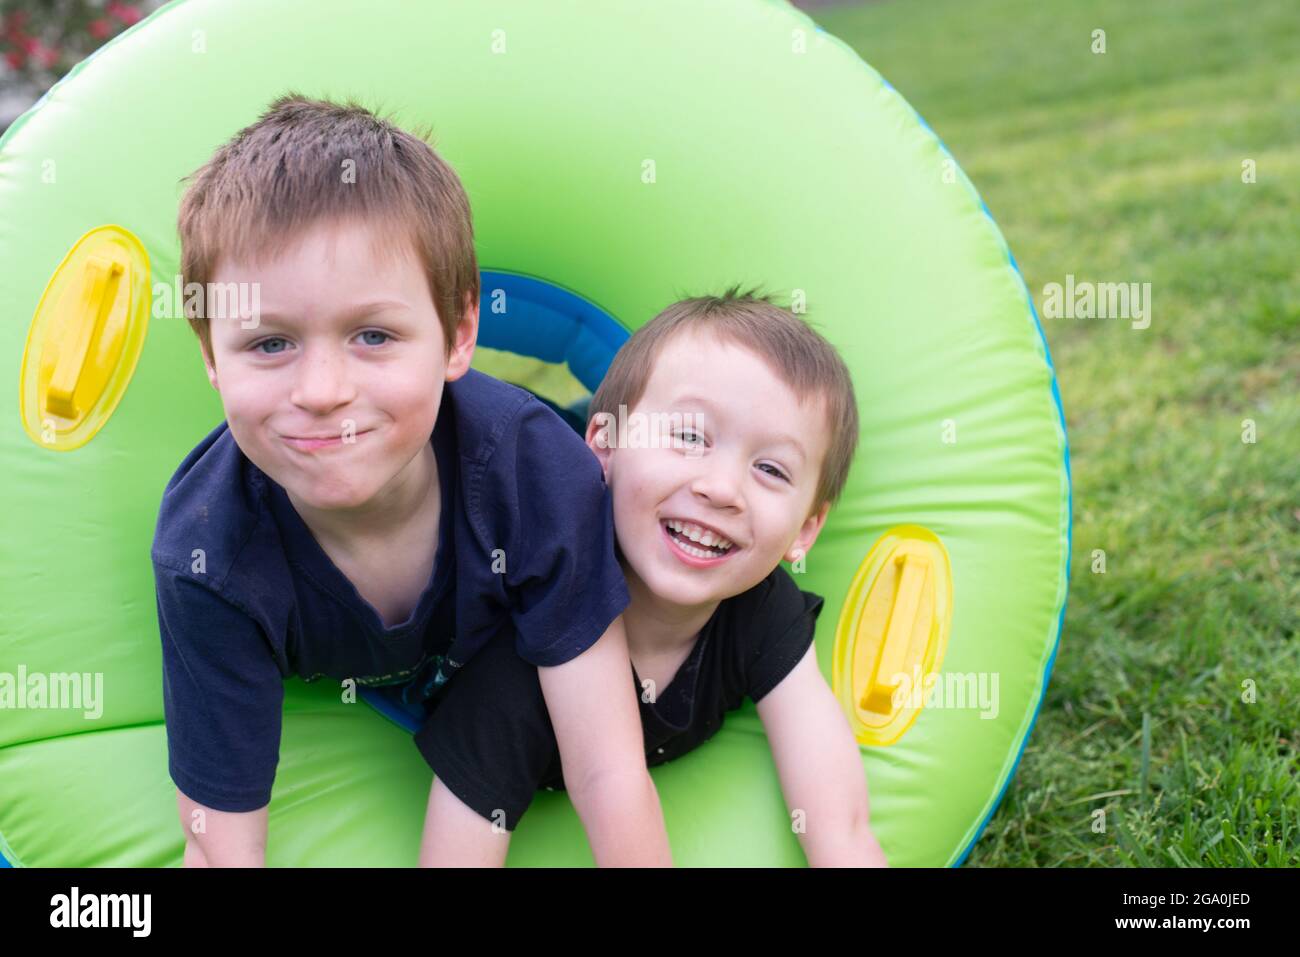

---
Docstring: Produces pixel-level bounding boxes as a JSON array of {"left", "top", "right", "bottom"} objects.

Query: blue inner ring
[{"left": 475, "top": 271, "right": 629, "bottom": 395}]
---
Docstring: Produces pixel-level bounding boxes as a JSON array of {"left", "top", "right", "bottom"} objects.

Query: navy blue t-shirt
[{"left": 152, "top": 368, "right": 630, "bottom": 812}]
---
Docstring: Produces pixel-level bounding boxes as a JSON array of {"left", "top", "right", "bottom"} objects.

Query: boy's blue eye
[
  {"left": 675, "top": 429, "right": 704, "bottom": 445},
  {"left": 253, "top": 337, "right": 288, "bottom": 355},
  {"left": 758, "top": 463, "right": 790, "bottom": 482},
  {"left": 358, "top": 329, "right": 391, "bottom": 346}
]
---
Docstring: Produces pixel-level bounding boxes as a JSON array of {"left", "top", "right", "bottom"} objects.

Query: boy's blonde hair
[
  {"left": 589, "top": 287, "right": 860, "bottom": 516},
  {"left": 177, "top": 92, "right": 478, "bottom": 363}
]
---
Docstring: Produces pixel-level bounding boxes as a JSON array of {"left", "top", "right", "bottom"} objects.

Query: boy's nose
[
  {"left": 689, "top": 462, "right": 744, "bottom": 511},
  {"left": 290, "top": 346, "right": 356, "bottom": 413}
]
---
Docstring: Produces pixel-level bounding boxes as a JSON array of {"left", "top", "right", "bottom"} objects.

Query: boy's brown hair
[
  {"left": 177, "top": 92, "right": 478, "bottom": 364},
  {"left": 589, "top": 286, "right": 859, "bottom": 517}
]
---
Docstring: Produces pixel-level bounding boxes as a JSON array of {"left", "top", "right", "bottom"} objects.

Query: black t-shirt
[{"left": 413, "top": 565, "right": 824, "bottom": 830}]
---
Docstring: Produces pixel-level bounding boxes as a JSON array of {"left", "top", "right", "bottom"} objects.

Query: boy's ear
[
  {"left": 444, "top": 291, "right": 479, "bottom": 381},
  {"left": 584, "top": 413, "right": 614, "bottom": 482},
  {"left": 785, "top": 499, "right": 831, "bottom": 564},
  {"left": 201, "top": 341, "right": 220, "bottom": 393}
]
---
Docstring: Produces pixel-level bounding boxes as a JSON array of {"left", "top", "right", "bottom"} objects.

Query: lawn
[{"left": 808, "top": 0, "right": 1299, "bottom": 866}]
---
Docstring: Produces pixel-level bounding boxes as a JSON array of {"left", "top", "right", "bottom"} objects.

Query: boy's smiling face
[
  {"left": 587, "top": 327, "right": 832, "bottom": 616},
  {"left": 202, "top": 218, "right": 476, "bottom": 524}
]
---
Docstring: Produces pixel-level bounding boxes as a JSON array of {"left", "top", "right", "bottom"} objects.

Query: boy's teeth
[
  {"left": 665, "top": 519, "right": 733, "bottom": 552},
  {"left": 672, "top": 535, "right": 723, "bottom": 559}
]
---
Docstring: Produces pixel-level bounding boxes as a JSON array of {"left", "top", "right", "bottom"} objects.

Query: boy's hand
[
  {"left": 756, "top": 644, "right": 889, "bottom": 867},
  {"left": 537, "top": 614, "right": 673, "bottom": 866}
]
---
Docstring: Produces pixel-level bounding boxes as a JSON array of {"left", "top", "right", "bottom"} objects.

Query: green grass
[{"left": 810, "top": 0, "right": 1299, "bottom": 867}]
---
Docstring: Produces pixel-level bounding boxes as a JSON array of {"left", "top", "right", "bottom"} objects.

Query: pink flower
[
  {"left": 4, "top": 48, "right": 26, "bottom": 70},
  {"left": 88, "top": 18, "right": 115, "bottom": 40},
  {"left": 38, "top": 44, "right": 61, "bottom": 68},
  {"left": 107, "top": 2, "right": 144, "bottom": 26}
]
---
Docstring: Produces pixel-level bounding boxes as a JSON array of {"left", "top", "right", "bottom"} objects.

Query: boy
[
  {"left": 152, "top": 93, "right": 672, "bottom": 866},
  {"left": 413, "top": 288, "right": 889, "bottom": 866}
]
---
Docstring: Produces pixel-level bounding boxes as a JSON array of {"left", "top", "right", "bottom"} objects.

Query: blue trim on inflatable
[
  {"left": 0, "top": 851, "right": 10, "bottom": 867},
  {"left": 475, "top": 271, "right": 629, "bottom": 393}
]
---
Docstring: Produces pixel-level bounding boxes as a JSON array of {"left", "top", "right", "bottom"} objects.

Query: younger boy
[
  {"left": 153, "top": 94, "right": 672, "bottom": 866},
  {"left": 414, "top": 288, "right": 889, "bottom": 866}
]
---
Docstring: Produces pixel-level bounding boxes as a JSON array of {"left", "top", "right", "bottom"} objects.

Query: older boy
[{"left": 153, "top": 94, "right": 671, "bottom": 866}]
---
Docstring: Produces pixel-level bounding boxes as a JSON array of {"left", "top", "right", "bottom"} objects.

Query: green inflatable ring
[{"left": 0, "top": 0, "right": 1071, "bottom": 867}]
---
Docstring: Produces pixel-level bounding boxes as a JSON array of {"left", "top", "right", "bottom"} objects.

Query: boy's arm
[
  {"left": 418, "top": 777, "right": 511, "bottom": 867},
  {"left": 755, "top": 643, "right": 888, "bottom": 867},
  {"left": 156, "top": 570, "right": 285, "bottom": 865},
  {"left": 176, "top": 788, "right": 268, "bottom": 867},
  {"left": 537, "top": 614, "right": 673, "bottom": 867},
  {"left": 490, "top": 399, "right": 670, "bottom": 864}
]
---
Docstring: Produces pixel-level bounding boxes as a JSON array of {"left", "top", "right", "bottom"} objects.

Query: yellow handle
[
  {"left": 858, "top": 552, "right": 932, "bottom": 715},
  {"left": 45, "top": 255, "right": 125, "bottom": 420},
  {"left": 832, "top": 525, "right": 953, "bottom": 747},
  {"left": 19, "top": 224, "right": 150, "bottom": 452}
]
